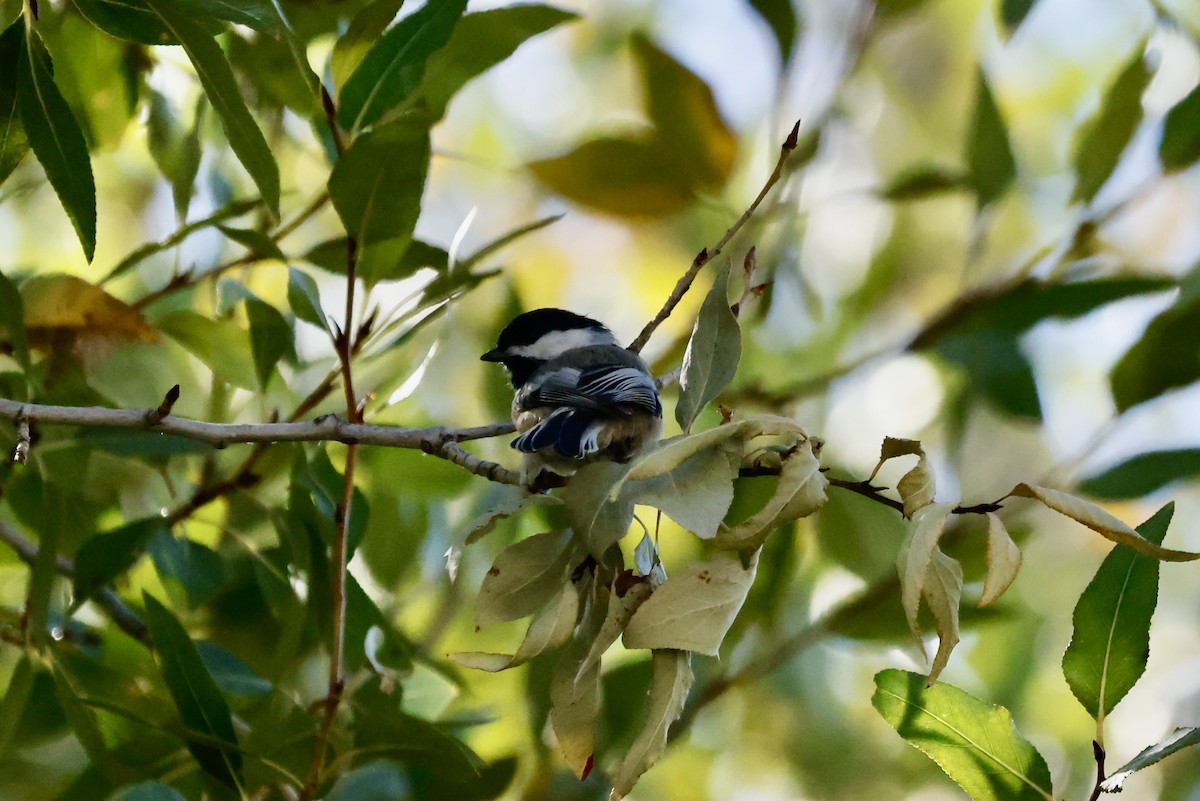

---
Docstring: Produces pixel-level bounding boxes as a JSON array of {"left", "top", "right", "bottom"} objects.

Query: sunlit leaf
[
  {"left": 623, "top": 552, "right": 757, "bottom": 656},
  {"left": 1062, "top": 503, "right": 1171, "bottom": 721},
  {"left": 924, "top": 549, "right": 962, "bottom": 684},
  {"left": 287, "top": 266, "right": 326, "bottom": 329},
  {"left": 714, "top": 438, "right": 826, "bottom": 551},
  {"left": 475, "top": 529, "right": 577, "bottom": 627},
  {"left": 630, "top": 443, "right": 741, "bottom": 540},
  {"left": 1160, "top": 80, "right": 1200, "bottom": 171},
  {"left": 897, "top": 455, "right": 935, "bottom": 517},
  {"left": 609, "top": 650, "right": 693, "bottom": 800},
  {"left": 965, "top": 70, "right": 1016, "bottom": 209},
  {"left": 1072, "top": 45, "right": 1150, "bottom": 203},
  {"left": 0, "top": 20, "right": 28, "bottom": 188},
  {"left": 1009, "top": 484, "right": 1199, "bottom": 561},
  {"left": 979, "top": 513, "right": 1021, "bottom": 607},
  {"left": 16, "top": 27, "right": 96, "bottom": 260},
  {"left": 145, "top": 0, "right": 280, "bottom": 217},
  {"left": 337, "top": 0, "right": 468, "bottom": 133},
  {"left": 1079, "top": 449, "right": 1200, "bottom": 499},
  {"left": 896, "top": 502, "right": 954, "bottom": 660},
  {"left": 155, "top": 310, "right": 257, "bottom": 389},
  {"left": 677, "top": 263, "right": 741, "bottom": 431},
  {"left": 330, "top": 0, "right": 407, "bottom": 90},
  {"left": 1101, "top": 727, "right": 1200, "bottom": 792},
  {"left": 142, "top": 592, "right": 242, "bottom": 787},
  {"left": 872, "top": 669, "right": 1055, "bottom": 801}
]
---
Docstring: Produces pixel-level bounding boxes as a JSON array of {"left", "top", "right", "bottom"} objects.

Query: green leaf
[
  {"left": 609, "top": 650, "right": 693, "bottom": 801},
  {"left": 923, "top": 548, "right": 963, "bottom": 684},
  {"left": 1079, "top": 448, "right": 1200, "bottom": 499},
  {"left": 1072, "top": 46, "right": 1150, "bottom": 203},
  {"left": 623, "top": 552, "right": 757, "bottom": 656},
  {"left": 330, "top": 0, "right": 407, "bottom": 90},
  {"left": 1101, "top": 727, "right": 1200, "bottom": 792},
  {"left": 155, "top": 310, "right": 257, "bottom": 389},
  {"left": 72, "top": 518, "right": 166, "bottom": 603},
  {"left": 872, "top": 669, "right": 1055, "bottom": 801},
  {"left": 336, "top": 0, "right": 468, "bottom": 133},
  {"left": 1111, "top": 267, "right": 1200, "bottom": 410},
  {"left": 1160, "top": 80, "right": 1200, "bottom": 171},
  {"left": 195, "top": 641, "right": 272, "bottom": 696},
  {"left": 142, "top": 592, "right": 242, "bottom": 787},
  {"left": 325, "top": 760, "right": 411, "bottom": 801},
  {"left": 72, "top": 0, "right": 181, "bottom": 44},
  {"left": 145, "top": 0, "right": 280, "bottom": 218},
  {"left": 0, "top": 655, "right": 35, "bottom": 759},
  {"left": 879, "top": 165, "right": 965, "bottom": 201},
  {"left": 564, "top": 461, "right": 635, "bottom": 557},
  {"left": 172, "top": 0, "right": 281, "bottom": 33},
  {"left": 549, "top": 576, "right": 608, "bottom": 778},
  {"left": 461, "top": 488, "right": 560, "bottom": 547},
  {"left": 26, "top": 483, "right": 63, "bottom": 648},
  {"left": 328, "top": 119, "right": 430, "bottom": 282},
  {"left": 305, "top": 236, "right": 448, "bottom": 277},
  {"left": 999, "top": 0, "right": 1036, "bottom": 37},
  {"left": 676, "top": 263, "right": 741, "bottom": 430},
  {"left": 287, "top": 266, "right": 326, "bottom": 328},
  {"left": 108, "top": 781, "right": 187, "bottom": 801},
  {"left": 0, "top": 20, "right": 28, "bottom": 187},
  {"left": 475, "top": 529, "right": 576, "bottom": 627},
  {"left": 148, "top": 531, "right": 228, "bottom": 609},
  {"left": 746, "top": 0, "right": 797, "bottom": 64},
  {"left": 403, "top": 4, "right": 577, "bottom": 124},
  {"left": 629, "top": 441, "right": 741, "bottom": 540},
  {"left": 0, "top": 268, "right": 29, "bottom": 372},
  {"left": 452, "top": 579, "right": 579, "bottom": 672},
  {"left": 16, "top": 26, "right": 96, "bottom": 261},
  {"left": 965, "top": 70, "right": 1016, "bottom": 209},
  {"left": 217, "top": 224, "right": 285, "bottom": 260},
  {"left": 1062, "top": 503, "right": 1172, "bottom": 721},
  {"left": 246, "top": 297, "right": 294, "bottom": 389}
]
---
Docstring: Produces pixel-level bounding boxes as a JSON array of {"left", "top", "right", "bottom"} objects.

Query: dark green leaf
[
  {"left": 403, "top": 4, "right": 577, "bottom": 124},
  {"left": 965, "top": 70, "right": 1016, "bottom": 209},
  {"left": 148, "top": 531, "right": 229, "bottom": 608},
  {"left": 0, "top": 20, "right": 28, "bottom": 187},
  {"left": 676, "top": 262, "right": 741, "bottom": 430},
  {"left": 195, "top": 642, "right": 272, "bottom": 696},
  {"left": 874, "top": 0, "right": 931, "bottom": 18},
  {"left": 325, "top": 760, "right": 411, "bottom": 801},
  {"left": 1112, "top": 267, "right": 1200, "bottom": 410},
  {"left": 337, "top": 0, "right": 468, "bottom": 133},
  {"left": 108, "top": 781, "right": 187, "bottom": 801},
  {"left": 331, "top": 0, "right": 407, "bottom": 90},
  {"left": 287, "top": 266, "right": 326, "bottom": 328},
  {"left": 1072, "top": 47, "right": 1150, "bottom": 203},
  {"left": 72, "top": 518, "right": 166, "bottom": 603},
  {"left": 1102, "top": 727, "right": 1200, "bottom": 792},
  {"left": 880, "top": 165, "right": 966, "bottom": 201},
  {"left": 746, "top": 0, "right": 797, "bottom": 63},
  {"left": 1079, "top": 449, "right": 1200, "bottom": 499},
  {"left": 16, "top": 27, "right": 96, "bottom": 261},
  {"left": 72, "top": 0, "right": 183, "bottom": 45},
  {"left": 872, "top": 669, "right": 1054, "bottom": 801},
  {"left": 999, "top": 0, "right": 1036, "bottom": 37},
  {"left": 1161, "top": 80, "right": 1200, "bottom": 171},
  {"left": 145, "top": 0, "right": 280, "bottom": 217},
  {"left": 1062, "top": 503, "right": 1171, "bottom": 720},
  {"left": 72, "top": 426, "right": 209, "bottom": 459},
  {"left": 351, "top": 678, "right": 482, "bottom": 779},
  {"left": 937, "top": 329, "right": 1041, "bottom": 418},
  {"left": 27, "top": 483, "right": 63, "bottom": 648},
  {"left": 217, "top": 224, "right": 285, "bottom": 260},
  {"left": 171, "top": 0, "right": 280, "bottom": 33},
  {"left": 142, "top": 592, "right": 242, "bottom": 787},
  {"left": 0, "top": 655, "right": 34, "bottom": 758},
  {"left": 246, "top": 297, "right": 294, "bottom": 389},
  {"left": 0, "top": 267, "right": 29, "bottom": 372}
]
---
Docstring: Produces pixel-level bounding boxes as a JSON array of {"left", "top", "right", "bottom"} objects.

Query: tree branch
[{"left": 627, "top": 119, "right": 801, "bottom": 354}]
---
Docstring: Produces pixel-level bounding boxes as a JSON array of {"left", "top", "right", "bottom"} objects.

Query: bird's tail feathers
[{"left": 512, "top": 409, "right": 604, "bottom": 459}]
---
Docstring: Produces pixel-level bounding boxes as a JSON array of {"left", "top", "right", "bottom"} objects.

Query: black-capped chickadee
[{"left": 482, "top": 308, "right": 663, "bottom": 479}]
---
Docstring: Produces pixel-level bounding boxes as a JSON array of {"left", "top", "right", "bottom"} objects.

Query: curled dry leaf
[
  {"left": 924, "top": 549, "right": 963, "bottom": 685},
  {"left": 21, "top": 274, "right": 158, "bottom": 364},
  {"left": 608, "top": 650, "right": 694, "bottom": 800},
  {"left": 897, "top": 454, "right": 935, "bottom": 517},
  {"left": 474, "top": 530, "right": 578, "bottom": 628},
  {"left": 551, "top": 575, "right": 609, "bottom": 778},
  {"left": 896, "top": 502, "right": 955, "bottom": 661},
  {"left": 714, "top": 437, "right": 827, "bottom": 551},
  {"left": 452, "top": 580, "right": 580, "bottom": 672},
  {"left": 979, "top": 513, "right": 1021, "bottom": 607}
]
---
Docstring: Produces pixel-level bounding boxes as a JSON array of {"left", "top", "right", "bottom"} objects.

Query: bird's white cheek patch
[{"left": 507, "top": 328, "right": 612, "bottom": 360}]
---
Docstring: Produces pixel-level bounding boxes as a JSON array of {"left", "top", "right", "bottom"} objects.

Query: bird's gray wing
[{"left": 526, "top": 365, "right": 661, "bottom": 416}]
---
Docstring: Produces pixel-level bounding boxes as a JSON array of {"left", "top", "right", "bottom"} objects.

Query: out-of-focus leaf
[
  {"left": 714, "top": 439, "right": 826, "bottom": 551},
  {"left": 145, "top": 0, "right": 280, "bottom": 217},
  {"left": 142, "top": 592, "right": 242, "bottom": 787},
  {"left": 458, "top": 213, "right": 562, "bottom": 270},
  {"left": 148, "top": 531, "right": 228, "bottom": 609},
  {"left": 1160, "top": 81, "right": 1200, "bottom": 171},
  {"left": 304, "top": 237, "right": 447, "bottom": 277},
  {"left": 630, "top": 443, "right": 741, "bottom": 540},
  {"left": 965, "top": 70, "right": 1016, "bottom": 209},
  {"left": 324, "top": 760, "right": 410, "bottom": 801},
  {"left": 107, "top": 782, "right": 187, "bottom": 801},
  {"left": 1101, "top": 727, "right": 1200, "bottom": 792},
  {"left": 746, "top": 0, "right": 797, "bottom": 64},
  {"left": 0, "top": 268, "right": 29, "bottom": 372},
  {"left": 195, "top": 641, "right": 272, "bottom": 696},
  {"left": 896, "top": 502, "right": 953, "bottom": 661},
  {"left": 329, "top": 120, "right": 430, "bottom": 283},
  {"left": 1079, "top": 449, "right": 1200, "bottom": 499},
  {"left": 155, "top": 310, "right": 257, "bottom": 389},
  {"left": 330, "top": 0, "right": 407, "bottom": 90},
  {"left": 16, "top": 27, "right": 96, "bottom": 260},
  {"left": 1063, "top": 503, "right": 1171, "bottom": 720},
  {"left": 999, "top": 0, "right": 1037, "bottom": 37},
  {"left": 171, "top": 0, "right": 279, "bottom": 33},
  {"left": 923, "top": 549, "right": 962, "bottom": 684},
  {"left": 147, "top": 92, "right": 205, "bottom": 218},
  {"left": 879, "top": 166, "right": 965, "bottom": 201},
  {"left": 1072, "top": 46, "right": 1150, "bottom": 203},
  {"left": 1111, "top": 267, "right": 1200, "bottom": 411},
  {"left": 609, "top": 650, "right": 693, "bottom": 801},
  {"left": 0, "top": 655, "right": 34, "bottom": 758},
  {"left": 21, "top": 273, "right": 157, "bottom": 351},
  {"left": 217, "top": 224, "right": 285, "bottom": 261},
  {"left": 872, "top": 669, "right": 1055, "bottom": 801},
  {"left": 405, "top": 5, "right": 577, "bottom": 124},
  {"left": 26, "top": 484, "right": 62, "bottom": 648},
  {"left": 72, "top": 518, "right": 165, "bottom": 603},
  {"left": 246, "top": 297, "right": 294, "bottom": 389},
  {"left": 979, "top": 513, "right": 1021, "bottom": 606},
  {"left": 623, "top": 552, "right": 757, "bottom": 655},
  {"left": 337, "top": 0, "right": 468, "bottom": 133},
  {"left": 453, "top": 579, "right": 579, "bottom": 671},
  {"left": 874, "top": 0, "right": 931, "bottom": 18},
  {"left": 0, "top": 21, "right": 28, "bottom": 187},
  {"left": 1009, "top": 484, "right": 1199, "bottom": 561},
  {"left": 475, "top": 529, "right": 576, "bottom": 627},
  {"left": 677, "top": 263, "right": 741, "bottom": 430},
  {"left": 287, "top": 266, "right": 326, "bottom": 329}
]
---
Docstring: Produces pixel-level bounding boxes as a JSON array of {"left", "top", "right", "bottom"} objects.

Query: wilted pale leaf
[
  {"left": 626, "top": 442, "right": 740, "bottom": 540},
  {"left": 565, "top": 461, "right": 636, "bottom": 557},
  {"left": 623, "top": 415, "right": 807, "bottom": 482},
  {"left": 923, "top": 549, "right": 962, "bottom": 685},
  {"left": 869, "top": 436, "right": 923, "bottom": 481},
  {"left": 551, "top": 578, "right": 609, "bottom": 778},
  {"left": 1101, "top": 727, "right": 1200, "bottom": 792},
  {"left": 1063, "top": 503, "right": 1172, "bottom": 721},
  {"left": 463, "top": 490, "right": 560, "bottom": 546},
  {"left": 453, "top": 580, "right": 580, "bottom": 672},
  {"left": 1010, "top": 484, "right": 1200, "bottom": 561},
  {"left": 873, "top": 669, "right": 1054, "bottom": 801},
  {"left": 609, "top": 650, "right": 693, "bottom": 800},
  {"left": 979, "top": 513, "right": 1021, "bottom": 607},
  {"left": 676, "top": 262, "right": 741, "bottom": 431},
  {"left": 896, "top": 502, "right": 955, "bottom": 659},
  {"left": 897, "top": 455, "right": 935, "bottom": 517},
  {"left": 714, "top": 438, "right": 827, "bottom": 551},
  {"left": 475, "top": 530, "right": 576, "bottom": 627},
  {"left": 623, "top": 552, "right": 757, "bottom": 655}
]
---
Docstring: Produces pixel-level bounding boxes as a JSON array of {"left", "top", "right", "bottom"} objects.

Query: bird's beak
[{"left": 480, "top": 348, "right": 505, "bottom": 362}]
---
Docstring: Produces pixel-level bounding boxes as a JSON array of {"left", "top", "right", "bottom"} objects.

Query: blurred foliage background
[{"left": 2, "top": 0, "right": 1200, "bottom": 798}]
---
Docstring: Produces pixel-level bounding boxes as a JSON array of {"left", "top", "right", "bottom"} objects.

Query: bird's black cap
[{"left": 481, "top": 308, "right": 609, "bottom": 361}]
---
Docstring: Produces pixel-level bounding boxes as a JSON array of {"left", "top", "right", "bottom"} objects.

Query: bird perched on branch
[{"left": 482, "top": 308, "right": 663, "bottom": 482}]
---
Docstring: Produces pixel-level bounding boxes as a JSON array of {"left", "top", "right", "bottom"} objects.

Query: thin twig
[
  {"left": 628, "top": 120, "right": 801, "bottom": 354},
  {"left": 1088, "top": 741, "right": 1106, "bottom": 801}
]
